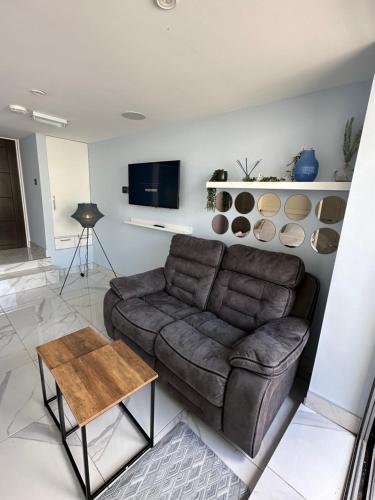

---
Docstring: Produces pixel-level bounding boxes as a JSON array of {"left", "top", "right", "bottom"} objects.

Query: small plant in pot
[
  {"left": 334, "top": 117, "right": 362, "bottom": 182},
  {"left": 236, "top": 158, "right": 262, "bottom": 181},
  {"left": 206, "top": 169, "right": 228, "bottom": 211}
]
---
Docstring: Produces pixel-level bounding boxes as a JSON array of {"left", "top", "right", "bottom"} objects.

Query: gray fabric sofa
[{"left": 104, "top": 234, "right": 319, "bottom": 457}]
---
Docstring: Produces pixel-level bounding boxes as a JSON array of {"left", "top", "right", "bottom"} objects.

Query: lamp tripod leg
[
  {"left": 92, "top": 228, "right": 117, "bottom": 277},
  {"left": 59, "top": 228, "right": 86, "bottom": 296}
]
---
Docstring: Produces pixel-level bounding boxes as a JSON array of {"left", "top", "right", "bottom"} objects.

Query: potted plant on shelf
[
  {"left": 334, "top": 117, "right": 362, "bottom": 182},
  {"left": 206, "top": 169, "right": 228, "bottom": 211}
]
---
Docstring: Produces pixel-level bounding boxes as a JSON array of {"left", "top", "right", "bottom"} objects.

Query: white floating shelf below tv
[
  {"left": 124, "top": 218, "right": 193, "bottom": 235},
  {"left": 206, "top": 181, "right": 351, "bottom": 191}
]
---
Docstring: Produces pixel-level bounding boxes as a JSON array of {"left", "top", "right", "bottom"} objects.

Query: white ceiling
[{"left": 0, "top": 0, "right": 374, "bottom": 143}]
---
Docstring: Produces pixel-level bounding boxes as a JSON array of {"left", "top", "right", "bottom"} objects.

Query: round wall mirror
[
  {"left": 258, "top": 193, "right": 281, "bottom": 217},
  {"left": 253, "top": 219, "right": 276, "bottom": 242},
  {"left": 232, "top": 217, "right": 250, "bottom": 238},
  {"left": 212, "top": 214, "right": 229, "bottom": 235},
  {"left": 279, "top": 223, "right": 305, "bottom": 248},
  {"left": 215, "top": 191, "right": 232, "bottom": 212},
  {"left": 311, "top": 228, "right": 340, "bottom": 254},
  {"left": 235, "top": 192, "right": 255, "bottom": 214},
  {"left": 285, "top": 194, "right": 311, "bottom": 221},
  {"left": 315, "top": 196, "right": 346, "bottom": 224}
]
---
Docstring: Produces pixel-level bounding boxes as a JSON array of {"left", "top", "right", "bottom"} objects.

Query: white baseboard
[{"left": 304, "top": 391, "right": 361, "bottom": 434}]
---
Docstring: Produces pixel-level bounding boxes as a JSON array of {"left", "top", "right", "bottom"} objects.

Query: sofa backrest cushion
[
  {"left": 164, "top": 235, "right": 225, "bottom": 310},
  {"left": 207, "top": 245, "right": 305, "bottom": 331}
]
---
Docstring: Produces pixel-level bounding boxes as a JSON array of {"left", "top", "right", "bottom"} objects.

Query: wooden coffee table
[
  {"left": 37, "top": 329, "right": 158, "bottom": 500},
  {"left": 36, "top": 326, "right": 109, "bottom": 433}
]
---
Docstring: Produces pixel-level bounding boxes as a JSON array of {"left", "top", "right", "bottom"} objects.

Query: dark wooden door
[{"left": 0, "top": 139, "right": 26, "bottom": 249}]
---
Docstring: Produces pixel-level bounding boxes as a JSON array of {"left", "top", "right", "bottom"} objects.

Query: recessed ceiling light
[
  {"left": 30, "top": 89, "right": 47, "bottom": 96},
  {"left": 8, "top": 104, "right": 29, "bottom": 114},
  {"left": 31, "top": 111, "right": 68, "bottom": 128},
  {"left": 122, "top": 111, "right": 147, "bottom": 121},
  {"left": 155, "top": 0, "right": 177, "bottom": 10}
]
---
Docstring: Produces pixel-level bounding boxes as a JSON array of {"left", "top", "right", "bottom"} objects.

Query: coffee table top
[
  {"left": 36, "top": 326, "right": 109, "bottom": 371},
  {"left": 51, "top": 340, "right": 158, "bottom": 427}
]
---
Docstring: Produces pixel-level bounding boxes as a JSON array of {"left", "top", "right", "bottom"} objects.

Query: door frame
[{"left": 0, "top": 136, "right": 30, "bottom": 247}]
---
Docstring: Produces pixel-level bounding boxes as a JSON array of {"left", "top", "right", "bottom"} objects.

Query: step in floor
[{"left": 0, "top": 266, "right": 59, "bottom": 296}]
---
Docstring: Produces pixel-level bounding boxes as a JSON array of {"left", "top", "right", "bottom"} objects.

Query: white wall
[
  {"left": 19, "top": 134, "right": 46, "bottom": 249},
  {"left": 309, "top": 76, "right": 375, "bottom": 419},
  {"left": 20, "top": 133, "right": 93, "bottom": 268},
  {"left": 89, "top": 81, "right": 371, "bottom": 375}
]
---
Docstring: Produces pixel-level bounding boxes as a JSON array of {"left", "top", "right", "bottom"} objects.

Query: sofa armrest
[
  {"left": 110, "top": 267, "right": 166, "bottom": 300},
  {"left": 229, "top": 317, "right": 310, "bottom": 377}
]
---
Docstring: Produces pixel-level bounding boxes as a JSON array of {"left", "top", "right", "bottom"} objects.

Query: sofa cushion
[
  {"left": 112, "top": 298, "right": 175, "bottom": 355},
  {"left": 207, "top": 245, "right": 304, "bottom": 331},
  {"left": 164, "top": 234, "right": 225, "bottom": 310},
  {"left": 184, "top": 312, "right": 247, "bottom": 347},
  {"left": 155, "top": 320, "right": 232, "bottom": 407},
  {"left": 144, "top": 291, "right": 200, "bottom": 320}
]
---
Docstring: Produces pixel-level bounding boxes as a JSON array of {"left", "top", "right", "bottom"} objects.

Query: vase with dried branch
[{"left": 334, "top": 117, "right": 362, "bottom": 182}]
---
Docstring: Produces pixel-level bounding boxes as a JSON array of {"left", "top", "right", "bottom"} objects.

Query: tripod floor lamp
[{"left": 59, "top": 203, "right": 117, "bottom": 295}]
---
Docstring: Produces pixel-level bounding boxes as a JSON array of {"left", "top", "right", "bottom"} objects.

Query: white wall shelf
[
  {"left": 124, "top": 218, "right": 193, "bottom": 235},
  {"left": 206, "top": 181, "right": 351, "bottom": 191}
]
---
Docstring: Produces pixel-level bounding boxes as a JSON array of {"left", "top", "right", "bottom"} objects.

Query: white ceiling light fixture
[
  {"left": 155, "top": 0, "right": 177, "bottom": 10},
  {"left": 121, "top": 111, "right": 146, "bottom": 120},
  {"left": 31, "top": 110, "right": 68, "bottom": 128},
  {"left": 8, "top": 104, "right": 29, "bottom": 114},
  {"left": 30, "top": 89, "right": 47, "bottom": 96}
]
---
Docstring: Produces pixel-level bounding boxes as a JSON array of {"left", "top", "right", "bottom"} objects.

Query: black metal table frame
[{"left": 38, "top": 354, "right": 156, "bottom": 500}]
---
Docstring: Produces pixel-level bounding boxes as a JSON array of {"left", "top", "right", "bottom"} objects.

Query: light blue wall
[
  {"left": 89, "top": 80, "right": 371, "bottom": 375},
  {"left": 19, "top": 134, "right": 46, "bottom": 249}
]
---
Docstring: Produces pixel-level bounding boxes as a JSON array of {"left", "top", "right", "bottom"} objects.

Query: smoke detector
[{"left": 155, "top": 0, "right": 177, "bottom": 10}]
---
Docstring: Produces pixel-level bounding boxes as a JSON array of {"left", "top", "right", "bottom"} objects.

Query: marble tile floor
[
  {"left": 0, "top": 244, "right": 46, "bottom": 266},
  {"left": 0, "top": 265, "right": 354, "bottom": 499}
]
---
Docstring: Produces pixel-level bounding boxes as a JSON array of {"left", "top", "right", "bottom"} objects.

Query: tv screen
[{"left": 128, "top": 161, "right": 180, "bottom": 209}]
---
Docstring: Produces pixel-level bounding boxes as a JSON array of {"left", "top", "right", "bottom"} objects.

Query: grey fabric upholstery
[
  {"left": 112, "top": 298, "right": 174, "bottom": 355},
  {"left": 156, "top": 362, "right": 223, "bottom": 430},
  {"left": 164, "top": 234, "right": 225, "bottom": 309},
  {"left": 207, "top": 245, "right": 304, "bottom": 331},
  {"left": 144, "top": 291, "right": 200, "bottom": 320},
  {"left": 110, "top": 267, "right": 166, "bottom": 300},
  {"left": 155, "top": 320, "right": 232, "bottom": 407},
  {"left": 229, "top": 317, "right": 310, "bottom": 377},
  {"left": 103, "top": 236, "right": 319, "bottom": 458}
]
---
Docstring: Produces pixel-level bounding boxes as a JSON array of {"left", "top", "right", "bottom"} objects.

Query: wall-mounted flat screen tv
[{"left": 128, "top": 160, "right": 180, "bottom": 209}]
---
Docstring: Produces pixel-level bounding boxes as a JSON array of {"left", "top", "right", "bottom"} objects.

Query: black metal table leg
[
  {"left": 150, "top": 381, "right": 155, "bottom": 447},
  {"left": 81, "top": 426, "right": 91, "bottom": 500},
  {"left": 37, "top": 355, "right": 79, "bottom": 436},
  {"left": 55, "top": 382, "right": 156, "bottom": 499}
]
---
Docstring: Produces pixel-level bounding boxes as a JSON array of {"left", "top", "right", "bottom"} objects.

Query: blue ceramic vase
[{"left": 294, "top": 149, "right": 319, "bottom": 182}]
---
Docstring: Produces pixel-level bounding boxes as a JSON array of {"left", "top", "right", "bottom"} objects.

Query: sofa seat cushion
[
  {"left": 112, "top": 298, "right": 175, "bottom": 355},
  {"left": 155, "top": 320, "right": 232, "bottom": 407},
  {"left": 184, "top": 312, "right": 247, "bottom": 347},
  {"left": 144, "top": 291, "right": 200, "bottom": 320}
]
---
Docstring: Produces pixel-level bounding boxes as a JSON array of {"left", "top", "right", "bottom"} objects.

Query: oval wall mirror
[
  {"left": 285, "top": 194, "right": 311, "bottom": 221},
  {"left": 279, "top": 223, "right": 305, "bottom": 248},
  {"left": 311, "top": 228, "right": 340, "bottom": 254},
  {"left": 212, "top": 214, "right": 229, "bottom": 235},
  {"left": 257, "top": 193, "right": 281, "bottom": 217},
  {"left": 215, "top": 191, "right": 232, "bottom": 212},
  {"left": 253, "top": 219, "right": 276, "bottom": 242},
  {"left": 232, "top": 217, "right": 251, "bottom": 238},
  {"left": 235, "top": 192, "right": 255, "bottom": 214},
  {"left": 315, "top": 196, "right": 346, "bottom": 224}
]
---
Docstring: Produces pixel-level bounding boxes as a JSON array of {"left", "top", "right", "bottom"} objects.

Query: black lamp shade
[{"left": 71, "top": 203, "right": 104, "bottom": 228}]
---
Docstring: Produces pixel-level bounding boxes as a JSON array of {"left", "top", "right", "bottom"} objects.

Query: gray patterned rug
[{"left": 100, "top": 421, "right": 250, "bottom": 500}]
